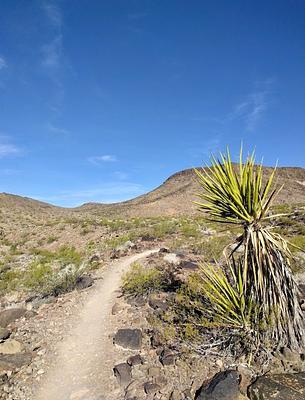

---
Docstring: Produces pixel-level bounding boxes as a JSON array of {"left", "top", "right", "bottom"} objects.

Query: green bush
[{"left": 122, "top": 263, "right": 163, "bottom": 295}]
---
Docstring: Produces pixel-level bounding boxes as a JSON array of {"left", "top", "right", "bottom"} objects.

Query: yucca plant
[{"left": 194, "top": 147, "right": 305, "bottom": 350}]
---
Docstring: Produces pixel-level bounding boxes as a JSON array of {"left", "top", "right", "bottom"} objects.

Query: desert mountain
[{"left": 1, "top": 166, "right": 305, "bottom": 219}]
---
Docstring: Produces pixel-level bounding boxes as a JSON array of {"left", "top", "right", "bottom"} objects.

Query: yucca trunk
[{"left": 233, "top": 223, "right": 304, "bottom": 349}]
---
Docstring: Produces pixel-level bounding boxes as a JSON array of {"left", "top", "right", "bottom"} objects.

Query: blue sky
[{"left": 0, "top": 1, "right": 304, "bottom": 207}]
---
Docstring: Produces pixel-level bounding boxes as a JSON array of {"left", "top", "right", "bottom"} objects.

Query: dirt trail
[{"left": 33, "top": 249, "right": 158, "bottom": 400}]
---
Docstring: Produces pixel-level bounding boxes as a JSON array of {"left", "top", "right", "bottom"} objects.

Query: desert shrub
[
  {"left": 122, "top": 263, "right": 164, "bottom": 295},
  {"left": 289, "top": 235, "right": 305, "bottom": 253},
  {"left": 22, "top": 261, "right": 52, "bottom": 289},
  {"left": 191, "top": 235, "right": 232, "bottom": 260},
  {"left": 179, "top": 220, "right": 200, "bottom": 238},
  {"left": 47, "top": 236, "right": 57, "bottom": 244},
  {"left": 152, "top": 220, "right": 178, "bottom": 238}
]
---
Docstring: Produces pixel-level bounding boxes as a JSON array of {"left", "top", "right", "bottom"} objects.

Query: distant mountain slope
[
  {"left": 1, "top": 166, "right": 305, "bottom": 218},
  {"left": 76, "top": 166, "right": 305, "bottom": 217}
]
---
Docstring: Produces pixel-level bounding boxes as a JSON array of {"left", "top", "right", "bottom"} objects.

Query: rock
[
  {"left": 127, "top": 354, "right": 143, "bottom": 366},
  {"left": 0, "top": 353, "right": 32, "bottom": 371},
  {"left": 114, "top": 241, "right": 137, "bottom": 256},
  {"left": 144, "top": 382, "right": 161, "bottom": 395},
  {"left": 126, "top": 296, "right": 146, "bottom": 307},
  {"left": 89, "top": 253, "right": 101, "bottom": 263},
  {"left": 0, "top": 328, "right": 10, "bottom": 341},
  {"left": 159, "top": 349, "right": 176, "bottom": 366},
  {"left": 75, "top": 275, "right": 94, "bottom": 290},
  {"left": 0, "top": 308, "right": 27, "bottom": 328},
  {"left": 159, "top": 247, "right": 170, "bottom": 253},
  {"left": 195, "top": 370, "right": 247, "bottom": 400},
  {"left": 163, "top": 254, "right": 180, "bottom": 265},
  {"left": 0, "top": 339, "right": 24, "bottom": 355},
  {"left": 170, "top": 389, "right": 183, "bottom": 400},
  {"left": 112, "top": 302, "right": 125, "bottom": 315},
  {"left": 125, "top": 380, "right": 145, "bottom": 399},
  {"left": 113, "top": 363, "right": 132, "bottom": 387},
  {"left": 248, "top": 372, "right": 305, "bottom": 399},
  {"left": 114, "top": 329, "right": 142, "bottom": 350},
  {"left": 25, "top": 310, "right": 38, "bottom": 319},
  {"left": 179, "top": 260, "right": 198, "bottom": 271},
  {"left": 148, "top": 296, "right": 168, "bottom": 312}
]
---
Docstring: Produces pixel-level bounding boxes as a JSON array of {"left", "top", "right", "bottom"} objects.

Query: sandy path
[{"left": 33, "top": 249, "right": 158, "bottom": 400}]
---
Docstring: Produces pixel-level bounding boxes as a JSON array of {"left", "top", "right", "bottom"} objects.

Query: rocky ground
[
  {"left": 1, "top": 246, "right": 305, "bottom": 399},
  {"left": 1, "top": 203, "right": 305, "bottom": 399}
]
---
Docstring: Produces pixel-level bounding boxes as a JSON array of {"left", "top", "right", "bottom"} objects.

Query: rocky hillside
[
  {"left": 77, "top": 166, "right": 305, "bottom": 217},
  {"left": 1, "top": 166, "right": 305, "bottom": 222}
]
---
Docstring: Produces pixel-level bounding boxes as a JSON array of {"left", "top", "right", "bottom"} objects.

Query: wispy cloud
[
  {"left": 0, "top": 142, "right": 21, "bottom": 158},
  {"left": 46, "top": 122, "right": 69, "bottom": 135},
  {"left": 88, "top": 155, "right": 118, "bottom": 165},
  {"left": 32, "top": 182, "right": 145, "bottom": 207},
  {"left": 41, "top": 1, "right": 65, "bottom": 117},
  {"left": 42, "top": 1, "right": 62, "bottom": 28},
  {"left": 187, "top": 135, "right": 222, "bottom": 161},
  {"left": 113, "top": 171, "right": 128, "bottom": 180},
  {"left": 228, "top": 79, "right": 274, "bottom": 131},
  {"left": 41, "top": 35, "right": 62, "bottom": 69},
  {"left": 0, "top": 56, "right": 7, "bottom": 71}
]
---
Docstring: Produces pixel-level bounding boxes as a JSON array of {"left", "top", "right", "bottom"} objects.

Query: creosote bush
[
  {"left": 194, "top": 147, "right": 305, "bottom": 352},
  {"left": 122, "top": 262, "right": 164, "bottom": 295}
]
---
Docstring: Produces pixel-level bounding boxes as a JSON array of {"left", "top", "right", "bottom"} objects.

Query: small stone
[
  {"left": 37, "top": 369, "right": 45, "bottom": 375},
  {"left": 127, "top": 354, "right": 143, "bottom": 366},
  {"left": 144, "top": 382, "right": 161, "bottom": 395},
  {"left": 159, "top": 349, "right": 175, "bottom": 366},
  {"left": 113, "top": 363, "right": 132, "bottom": 387},
  {"left": 112, "top": 302, "right": 125, "bottom": 315}
]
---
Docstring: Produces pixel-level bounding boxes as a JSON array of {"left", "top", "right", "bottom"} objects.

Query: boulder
[
  {"left": 0, "top": 308, "right": 27, "bottom": 328},
  {"left": 114, "top": 329, "right": 142, "bottom": 350},
  {"left": 195, "top": 370, "right": 247, "bottom": 400},
  {"left": 0, "top": 339, "right": 24, "bottom": 354},
  {"left": 248, "top": 372, "right": 305, "bottom": 399},
  {"left": 0, "top": 353, "right": 32, "bottom": 371},
  {"left": 113, "top": 362, "right": 132, "bottom": 387},
  {"left": 0, "top": 327, "right": 10, "bottom": 341}
]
